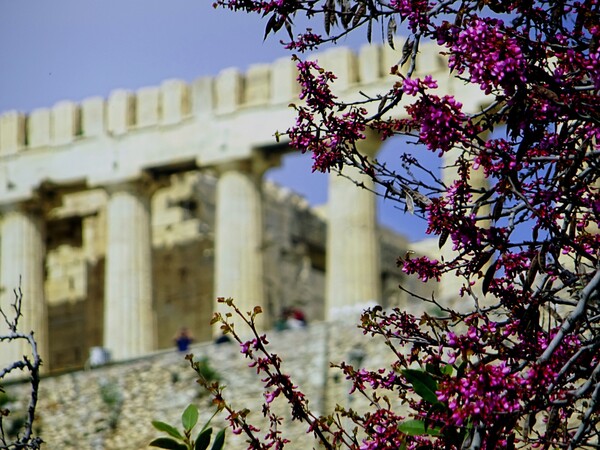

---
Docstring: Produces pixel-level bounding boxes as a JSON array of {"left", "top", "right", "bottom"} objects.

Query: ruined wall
[{"left": 4, "top": 319, "right": 417, "bottom": 450}]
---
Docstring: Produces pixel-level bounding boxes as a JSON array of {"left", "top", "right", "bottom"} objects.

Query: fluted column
[
  {"left": 103, "top": 180, "right": 156, "bottom": 360},
  {"left": 0, "top": 202, "right": 48, "bottom": 370},
  {"left": 326, "top": 140, "right": 382, "bottom": 320},
  {"left": 213, "top": 159, "right": 267, "bottom": 333}
]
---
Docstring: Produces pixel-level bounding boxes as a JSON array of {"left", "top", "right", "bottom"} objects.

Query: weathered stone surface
[
  {"left": 244, "top": 64, "right": 271, "bottom": 106},
  {"left": 81, "top": 96, "right": 105, "bottom": 137},
  {"left": 215, "top": 68, "right": 242, "bottom": 115},
  {"left": 326, "top": 141, "right": 382, "bottom": 319},
  {"left": 104, "top": 180, "right": 156, "bottom": 360},
  {"left": 136, "top": 86, "right": 160, "bottom": 128},
  {"left": 161, "top": 79, "right": 190, "bottom": 125},
  {"left": 0, "top": 111, "right": 25, "bottom": 155},
  {"left": 191, "top": 76, "right": 214, "bottom": 117},
  {"left": 28, "top": 108, "right": 51, "bottom": 147},
  {"left": 271, "top": 56, "right": 299, "bottom": 104},
  {"left": 6, "top": 320, "right": 402, "bottom": 450},
  {"left": 52, "top": 101, "right": 79, "bottom": 146},
  {"left": 107, "top": 90, "right": 134, "bottom": 135},
  {"left": 213, "top": 160, "right": 267, "bottom": 333}
]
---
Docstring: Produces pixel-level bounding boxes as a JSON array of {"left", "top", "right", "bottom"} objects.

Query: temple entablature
[
  {"left": 0, "top": 38, "right": 487, "bottom": 169},
  {"left": 0, "top": 40, "right": 489, "bottom": 207}
]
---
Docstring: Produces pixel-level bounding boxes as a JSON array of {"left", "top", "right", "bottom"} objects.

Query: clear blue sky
[{"left": 0, "top": 0, "right": 429, "bottom": 241}]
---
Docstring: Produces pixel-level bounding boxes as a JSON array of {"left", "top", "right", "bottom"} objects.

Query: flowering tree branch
[
  {"left": 212, "top": 0, "right": 600, "bottom": 448},
  {"left": 0, "top": 282, "right": 43, "bottom": 450},
  {"left": 198, "top": 299, "right": 346, "bottom": 450}
]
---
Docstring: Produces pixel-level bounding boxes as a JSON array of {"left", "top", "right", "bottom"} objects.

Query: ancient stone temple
[{"left": 0, "top": 41, "right": 487, "bottom": 374}]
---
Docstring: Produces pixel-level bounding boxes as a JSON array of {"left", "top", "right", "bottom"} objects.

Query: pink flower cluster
[
  {"left": 288, "top": 58, "right": 369, "bottom": 172},
  {"left": 439, "top": 17, "right": 527, "bottom": 95},
  {"left": 283, "top": 30, "right": 322, "bottom": 52},
  {"left": 402, "top": 75, "right": 438, "bottom": 96},
  {"left": 473, "top": 139, "right": 518, "bottom": 180},
  {"left": 403, "top": 94, "right": 476, "bottom": 154},
  {"left": 398, "top": 254, "right": 442, "bottom": 282},
  {"left": 296, "top": 59, "right": 337, "bottom": 110},
  {"left": 389, "top": 0, "right": 431, "bottom": 32},
  {"left": 437, "top": 362, "right": 524, "bottom": 426},
  {"left": 359, "top": 409, "right": 407, "bottom": 450}
]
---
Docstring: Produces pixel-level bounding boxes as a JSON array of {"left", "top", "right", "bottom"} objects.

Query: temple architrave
[{"left": 0, "top": 41, "right": 488, "bottom": 372}]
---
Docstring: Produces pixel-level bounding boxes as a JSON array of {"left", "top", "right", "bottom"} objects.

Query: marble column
[
  {"left": 326, "top": 140, "right": 382, "bottom": 319},
  {"left": 0, "top": 202, "right": 48, "bottom": 370},
  {"left": 103, "top": 180, "right": 156, "bottom": 360},
  {"left": 213, "top": 159, "right": 267, "bottom": 334}
]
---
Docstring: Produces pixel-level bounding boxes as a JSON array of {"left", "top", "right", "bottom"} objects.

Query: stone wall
[{"left": 3, "top": 318, "right": 416, "bottom": 450}]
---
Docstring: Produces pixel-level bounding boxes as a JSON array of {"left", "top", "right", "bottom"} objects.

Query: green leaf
[
  {"left": 210, "top": 429, "right": 226, "bottom": 450},
  {"left": 402, "top": 369, "right": 440, "bottom": 405},
  {"left": 441, "top": 364, "right": 453, "bottom": 376},
  {"left": 152, "top": 421, "right": 184, "bottom": 440},
  {"left": 182, "top": 404, "right": 199, "bottom": 432},
  {"left": 398, "top": 420, "right": 441, "bottom": 437},
  {"left": 149, "top": 437, "right": 188, "bottom": 450},
  {"left": 403, "top": 369, "right": 437, "bottom": 391},
  {"left": 194, "top": 427, "right": 212, "bottom": 450}
]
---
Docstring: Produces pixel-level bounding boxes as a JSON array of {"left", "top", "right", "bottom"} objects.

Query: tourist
[{"left": 174, "top": 327, "right": 194, "bottom": 353}]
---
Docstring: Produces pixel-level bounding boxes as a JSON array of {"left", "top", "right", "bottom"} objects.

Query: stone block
[
  {"left": 45, "top": 278, "right": 71, "bottom": 303},
  {"left": 67, "top": 262, "right": 86, "bottom": 279},
  {"left": 81, "top": 97, "right": 105, "bottom": 137},
  {"left": 244, "top": 64, "right": 270, "bottom": 106},
  {"left": 271, "top": 56, "right": 300, "bottom": 105},
  {"left": 358, "top": 44, "right": 382, "bottom": 84},
  {"left": 52, "top": 101, "right": 80, "bottom": 146},
  {"left": 0, "top": 111, "right": 25, "bottom": 155},
  {"left": 107, "top": 89, "right": 134, "bottom": 135},
  {"left": 161, "top": 79, "right": 190, "bottom": 125},
  {"left": 151, "top": 208, "right": 184, "bottom": 227},
  {"left": 28, "top": 108, "right": 51, "bottom": 148},
  {"left": 82, "top": 215, "right": 105, "bottom": 260},
  {"left": 45, "top": 262, "right": 65, "bottom": 279},
  {"left": 174, "top": 218, "right": 202, "bottom": 241},
  {"left": 136, "top": 86, "right": 160, "bottom": 127},
  {"left": 415, "top": 42, "right": 447, "bottom": 76},
  {"left": 215, "top": 68, "right": 242, "bottom": 115},
  {"left": 191, "top": 76, "right": 214, "bottom": 117},
  {"left": 71, "top": 274, "right": 87, "bottom": 297},
  {"left": 317, "top": 47, "right": 357, "bottom": 93}
]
